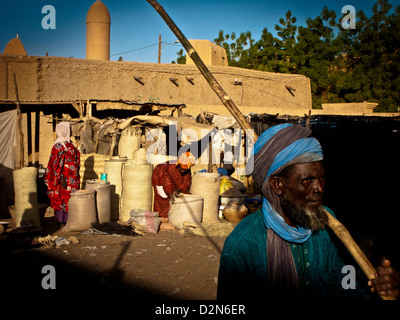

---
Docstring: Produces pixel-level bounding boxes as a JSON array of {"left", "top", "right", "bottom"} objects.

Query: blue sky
[{"left": 1, "top": 0, "right": 399, "bottom": 64}]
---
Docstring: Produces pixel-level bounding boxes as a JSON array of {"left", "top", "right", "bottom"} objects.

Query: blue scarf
[{"left": 262, "top": 197, "right": 312, "bottom": 243}]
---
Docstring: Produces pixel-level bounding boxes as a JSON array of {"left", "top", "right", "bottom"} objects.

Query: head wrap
[
  {"left": 54, "top": 122, "right": 71, "bottom": 147},
  {"left": 176, "top": 151, "right": 196, "bottom": 170},
  {"left": 251, "top": 123, "right": 323, "bottom": 243}
]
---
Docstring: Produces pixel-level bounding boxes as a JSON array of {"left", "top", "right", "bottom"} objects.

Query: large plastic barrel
[
  {"left": 85, "top": 179, "right": 111, "bottom": 223},
  {"left": 168, "top": 194, "right": 204, "bottom": 229},
  {"left": 65, "top": 189, "right": 97, "bottom": 231},
  {"left": 190, "top": 172, "right": 221, "bottom": 223}
]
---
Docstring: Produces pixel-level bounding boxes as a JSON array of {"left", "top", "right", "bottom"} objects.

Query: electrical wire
[
  {"left": 110, "top": 41, "right": 181, "bottom": 57},
  {"left": 110, "top": 43, "right": 159, "bottom": 57}
]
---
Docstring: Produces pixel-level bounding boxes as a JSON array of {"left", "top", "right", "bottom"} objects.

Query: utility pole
[{"left": 158, "top": 34, "right": 162, "bottom": 63}]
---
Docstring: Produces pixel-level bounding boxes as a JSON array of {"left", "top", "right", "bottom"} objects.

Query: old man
[{"left": 217, "top": 123, "right": 399, "bottom": 300}]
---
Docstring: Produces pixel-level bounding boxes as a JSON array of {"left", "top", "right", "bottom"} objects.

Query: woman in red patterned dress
[
  {"left": 44, "top": 122, "right": 80, "bottom": 226},
  {"left": 151, "top": 151, "right": 195, "bottom": 228}
]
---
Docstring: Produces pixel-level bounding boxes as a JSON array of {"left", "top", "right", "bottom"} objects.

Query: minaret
[
  {"left": 3, "top": 34, "right": 28, "bottom": 55},
  {"left": 86, "top": 0, "right": 111, "bottom": 60}
]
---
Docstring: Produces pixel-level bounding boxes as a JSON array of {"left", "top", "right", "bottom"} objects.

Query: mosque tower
[
  {"left": 3, "top": 34, "right": 27, "bottom": 55},
  {"left": 86, "top": 0, "right": 111, "bottom": 60}
]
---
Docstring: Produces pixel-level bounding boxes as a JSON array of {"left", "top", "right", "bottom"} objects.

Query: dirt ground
[
  {"left": 0, "top": 208, "right": 236, "bottom": 303},
  {"left": 2, "top": 208, "right": 396, "bottom": 317}
]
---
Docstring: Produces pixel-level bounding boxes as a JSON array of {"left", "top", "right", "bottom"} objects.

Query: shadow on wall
[{"left": 82, "top": 155, "right": 98, "bottom": 189}]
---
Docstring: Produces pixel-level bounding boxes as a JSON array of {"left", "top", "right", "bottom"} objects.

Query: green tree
[
  {"left": 294, "top": 6, "right": 340, "bottom": 107},
  {"left": 274, "top": 10, "right": 298, "bottom": 73},
  {"left": 181, "top": 0, "right": 400, "bottom": 111},
  {"left": 213, "top": 30, "right": 255, "bottom": 67},
  {"left": 173, "top": 48, "right": 186, "bottom": 64},
  {"left": 346, "top": 0, "right": 400, "bottom": 112}
]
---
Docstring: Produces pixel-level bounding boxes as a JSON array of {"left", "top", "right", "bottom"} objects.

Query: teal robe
[{"left": 217, "top": 208, "right": 371, "bottom": 300}]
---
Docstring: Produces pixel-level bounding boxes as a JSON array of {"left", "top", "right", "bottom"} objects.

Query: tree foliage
[{"left": 175, "top": 0, "right": 400, "bottom": 112}]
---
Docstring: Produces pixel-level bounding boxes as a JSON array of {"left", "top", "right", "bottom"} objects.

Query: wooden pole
[
  {"left": 13, "top": 72, "right": 24, "bottom": 169},
  {"left": 34, "top": 111, "right": 40, "bottom": 167},
  {"left": 158, "top": 34, "right": 162, "bottom": 63},
  {"left": 208, "top": 137, "right": 213, "bottom": 173},
  {"left": 27, "top": 111, "right": 32, "bottom": 166},
  {"left": 146, "top": 0, "right": 257, "bottom": 142}
]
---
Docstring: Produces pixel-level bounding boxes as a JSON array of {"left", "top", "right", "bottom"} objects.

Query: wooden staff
[
  {"left": 324, "top": 208, "right": 395, "bottom": 300},
  {"left": 148, "top": 0, "right": 395, "bottom": 300},
  {"left": 146, "top": 0, "right": 257, "bottom": 142}
]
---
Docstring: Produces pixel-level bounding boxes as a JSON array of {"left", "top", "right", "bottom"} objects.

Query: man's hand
[{"left": 368, "top": 259, "right": 400, "bottom": 298}]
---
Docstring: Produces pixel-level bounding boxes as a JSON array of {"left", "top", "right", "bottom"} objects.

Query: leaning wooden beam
[{"left": 146, "top": 0, "right": 257, "bottom": 142}]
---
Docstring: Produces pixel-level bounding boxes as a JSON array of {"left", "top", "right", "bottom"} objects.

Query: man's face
[
  {"left": 281, "top": 161, "right": 325, "bottom": 210},
  {"left": 277, "top": 161, "right": 328, "bottom": 231}
]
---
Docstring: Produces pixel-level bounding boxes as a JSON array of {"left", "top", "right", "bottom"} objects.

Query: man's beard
[{"left": 280, "top": 197, "right": 328, "bottom": 232}]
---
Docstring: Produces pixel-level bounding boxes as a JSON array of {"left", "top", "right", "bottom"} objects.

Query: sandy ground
[{"left": 0, "top": 209, "right": 235, "bottom": 303}]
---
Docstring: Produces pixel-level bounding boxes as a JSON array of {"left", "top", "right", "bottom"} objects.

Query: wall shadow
[{"left": 82, "top": 155, "right": 97, "bottom": 189}]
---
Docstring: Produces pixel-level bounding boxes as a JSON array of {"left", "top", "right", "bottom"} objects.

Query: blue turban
[{"left": 251, "top": 123, "right": 323, "bottom": 243}]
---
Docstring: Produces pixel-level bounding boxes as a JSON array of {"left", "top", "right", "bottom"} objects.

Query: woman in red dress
[
  {"left": 44, "top": 122, "right": 80, "bottom": 226},
  {"left": 151, "top": 151, "right": 195, "bottom": 228}
]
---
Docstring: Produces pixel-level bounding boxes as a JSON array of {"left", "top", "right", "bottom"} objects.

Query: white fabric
[
  {"left": 211, "top": 114, "right": 239, "bottom": 129},
  {"left": 156, "top": 185, "right": 168, "bottom": 199},
  {"left": 54, "top": 122, "right": 71, "bottom": 147},
  {"left": 0, "top": 109, "right": 17, "bottom": 169},
  {"left": 0, "top": 110, "right": 17, "bottom": 201}
]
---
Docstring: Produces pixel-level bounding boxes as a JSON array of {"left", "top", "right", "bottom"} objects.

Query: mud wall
[{"left": 0, "top": 55, "right": 312, "bottom": 115}]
